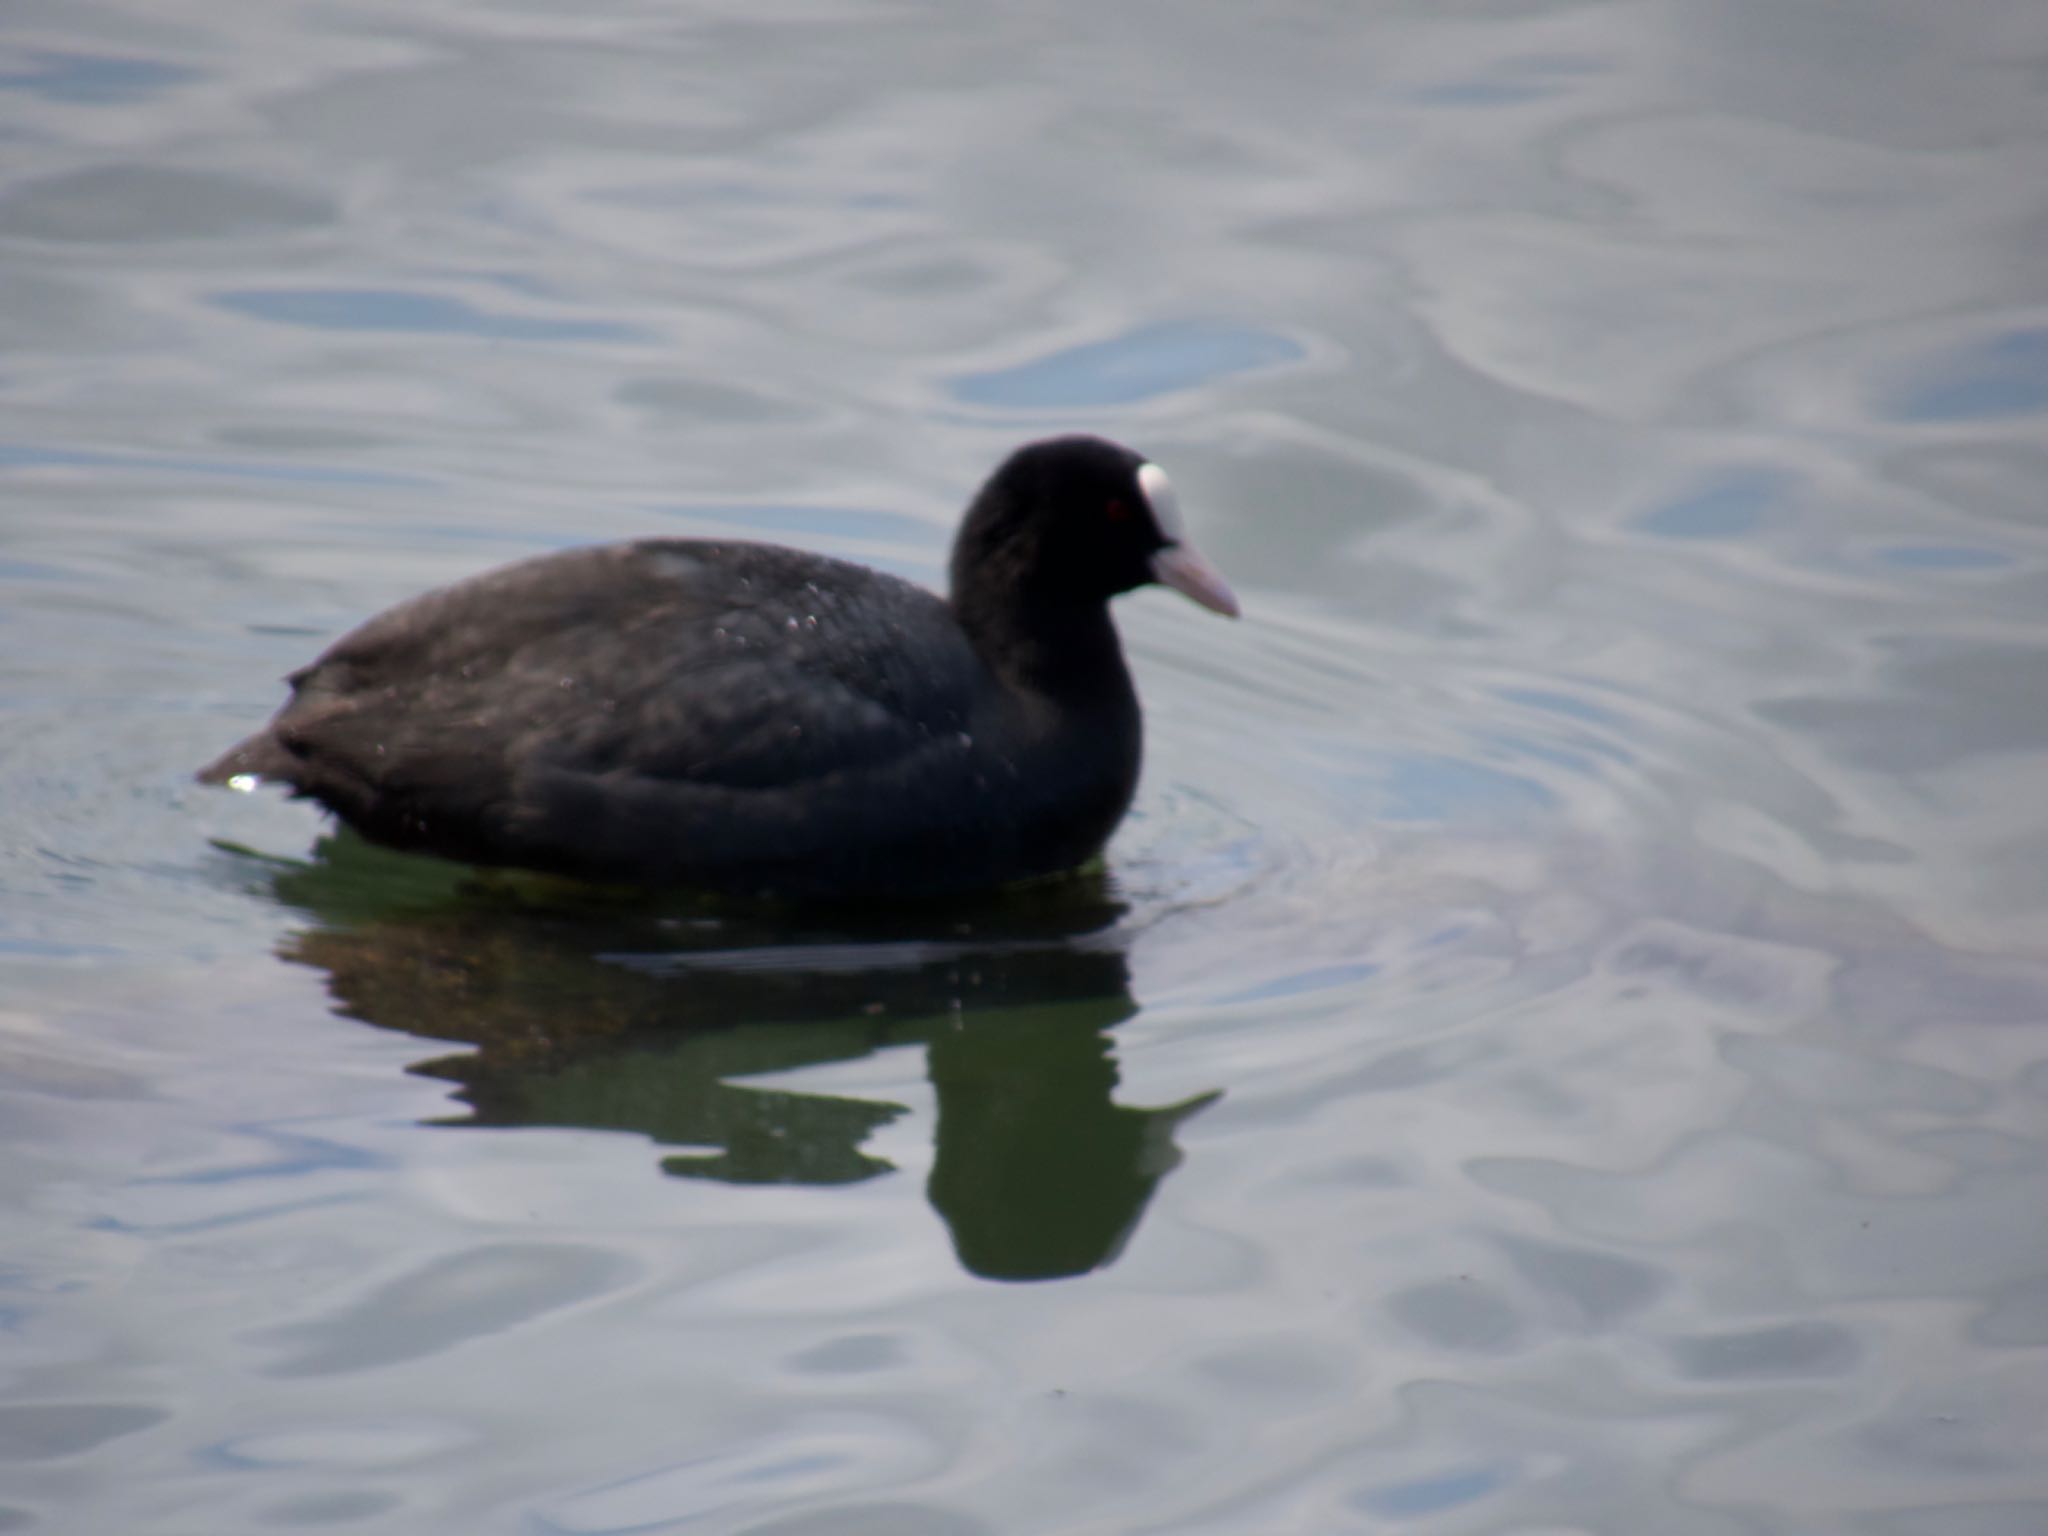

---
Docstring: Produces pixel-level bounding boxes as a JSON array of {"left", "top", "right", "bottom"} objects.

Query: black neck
[
  {"left": 951, "top": 583, "right": 1132, "bottom": 703},
  {"left": 948, "top": 464, "right": 1139, "bottom": 703}
]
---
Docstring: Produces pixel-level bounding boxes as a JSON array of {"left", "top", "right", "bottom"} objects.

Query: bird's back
[{"left": 204, "top": 539, "right": 1138, "bottom": 898}]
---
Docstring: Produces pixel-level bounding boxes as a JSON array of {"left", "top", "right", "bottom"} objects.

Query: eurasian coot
[{"left": 200, "top": 435, "right": 1239, "bottom": 900}]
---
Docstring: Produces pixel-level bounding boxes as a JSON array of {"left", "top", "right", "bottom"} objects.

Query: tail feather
[{"left": 197, "top": 730, "right": 300, "bottom": 786}]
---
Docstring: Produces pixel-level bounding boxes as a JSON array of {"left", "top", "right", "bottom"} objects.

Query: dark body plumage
[{"left": 200, "top": 436, "right": 1237, "bottom": 902}]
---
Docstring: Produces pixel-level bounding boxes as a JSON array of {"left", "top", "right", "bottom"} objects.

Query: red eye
[{"left": 1105, "top": 498, "right": 1129, "bottom": 521}]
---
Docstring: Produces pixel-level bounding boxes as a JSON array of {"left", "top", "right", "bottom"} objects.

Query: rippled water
[{"left": 6, "top": 1, "right": 2048, "bottom": 1531}]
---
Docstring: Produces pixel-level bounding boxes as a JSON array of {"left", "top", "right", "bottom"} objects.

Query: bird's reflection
[{"left": 259, "top": 833, "right": 1217, "bottom": 1281}]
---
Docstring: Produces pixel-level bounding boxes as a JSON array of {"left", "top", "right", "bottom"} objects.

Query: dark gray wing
[{"left": 211, "top": 540, "right": 1003, "bottom": 887}]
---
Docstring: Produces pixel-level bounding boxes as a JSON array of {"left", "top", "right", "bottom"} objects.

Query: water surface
[{"left": 5, "top": 1, "right": 2048, "bottom": 1531}]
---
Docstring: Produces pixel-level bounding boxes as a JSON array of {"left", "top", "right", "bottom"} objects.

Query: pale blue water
[{"left": 4, "top": 2, "right": 2048, "bottom": 1532}]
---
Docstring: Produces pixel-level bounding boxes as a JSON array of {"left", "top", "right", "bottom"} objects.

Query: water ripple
[{"left": 950, "top": 321, "right": 1305, "bottom": 409}]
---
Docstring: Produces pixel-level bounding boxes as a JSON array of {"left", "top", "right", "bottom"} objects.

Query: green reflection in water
[{"left": 254, "top": 833, "right": 1217, "bottom": 1281}]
